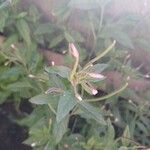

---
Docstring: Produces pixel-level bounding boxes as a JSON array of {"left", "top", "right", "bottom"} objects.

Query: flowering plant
[
  {"left": 68, "top": 41, "right": 128, "bottom": 101},
  {"left": 30, "top": 41, "right": 128, "bottom": 145}
]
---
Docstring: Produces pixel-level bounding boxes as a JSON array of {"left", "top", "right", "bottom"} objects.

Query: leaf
[
  {"left": 0, "top": 52, "right": 6, "bottom": 64},
  {"left": 0, "top": 10, "right": 8, "bottom": 32},
  {"left": 16, "top": 12, "right": 27, "bottom": 19},
  {"left": 79, "top": 101, "right": 106, "bottom": 125},
  {"left": 0, "top": 67, "right": 22, "bottom": 81},
  {"left": 56, "top": 91, "right": 77, "bottom": 123},
  {"left": 30, "top": 94, "right": 59, "bottom": 105},
  {"left": 71, "top": 31, "right": 85, "bottom": 43},
  {"left": 136, "top": 122, "right": 148, "bottom": 135},
  {"left": 84, "top": 41, "right": 116, "bottom": 70},
  {"left": 34, "top": 23, "right": 54, "bottom": 35},
  {"left": 44, "top": 141, "right": 55, "bottom": 150},
  {"left": 107, "top": 119, "right": 115, "bottom": 140},
  {"left": 2, "top": 34, "right": 18, "bottom": 49},
  {"left": 49, "top": 34, "right": 64, "bottom": 48},
  {"left": 118, "top": 146, "right": 128, "bottom": 150},
  {"left": 16, "top": 19, "right": 31, "bottom": 46},
  {"left": 45, "top": 66, "right": 71, "bottom": 78},
  {"left": 64, "top": 31, "right": 74, "bottom": 43},
  {"left": 29, "top": 4, "right": 40, "bottom": 22},
  {"left": 100, "top": 26, "right": 134, "bottom": 49},
  {"left": 7, "top": 81, "right": 33, "bottom": 92},
  {"left": 48, "top": 74, "right": 66, "bottom": 90},
  {"left": 122, "top": 126, "right": 131, "bottom": 146},
  {"left": 53, "top": 116, "right": 69, "bottom": 144},
  {"left": 24, "top": 119, "right": 50, "bottom": 147},
  {"left": 0, "top": 91, "right": 10, "bottom": 104},
  {"left": 111, "top": 31, "right": 134, "bottom": 49}
]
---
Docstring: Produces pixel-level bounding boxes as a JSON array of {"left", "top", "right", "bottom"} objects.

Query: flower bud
[
  {"left": 28, "top": 74, "right": 35, "bottom": 78},
  {"left": 88, "top": 73, "right": 104, "bottom": 79},
  {"left": 69, "top": 43, "right": 79, "bottom": 58},
  {"left": 75, "top": 93, "right": 82, "bottom": 101},
  {"left": 92, "top": 89, "right": 98, "bottom": 95}
]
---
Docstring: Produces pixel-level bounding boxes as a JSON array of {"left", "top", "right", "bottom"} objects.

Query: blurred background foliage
[{"left": 0, "top": 0, "right": 150, "bottom": 149}]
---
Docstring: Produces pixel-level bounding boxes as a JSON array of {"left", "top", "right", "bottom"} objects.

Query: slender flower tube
[
  {"left": 87, "top": 73, "right": 105, "bottom": 79},
  {"left": 81, "top": 82, "right": 98, "bottom": 95}
]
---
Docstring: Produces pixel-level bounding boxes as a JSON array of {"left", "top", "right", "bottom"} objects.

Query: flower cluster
[{"left": 69, "top": 42, "right": 116, "bottom": 101}]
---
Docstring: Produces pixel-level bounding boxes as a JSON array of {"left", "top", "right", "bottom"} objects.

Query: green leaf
[
  {"left": 122, "top": 126, "right": 131, "bottom": 146},
  {"left": 29, "top": 4, "right": 40, "bottom": 22},
  {"left": 112, "top": 31, "right": 134, "bottom": 49},
  {"left": 48, "top": 74, "right": 66, "bottom": 90},
  {"left": 16, "top": 12, "right": 27, "bottom": 19},
  {"left": 65, "top": 31, "right": 85, "bottom": 43},
  {"left": 79, "top": 101, "right": 106, "bottom": 125},
  {"left": 30, "top": 94, "right": 59, "bottom": 105},
  {"left": 118, "top": 146, "right": 128, "bottom": 150},
  {"left": 100, "top": 26, "right": 134, "bottom": 49},
  {"left": 7, "top": 81, "right": 33, "bottom": 92},
  {"left": 84, "top": 41, "right": 116, "bottom": 70},
  {"left": 45, "top": 66, "right": 71, "bottom": 78},
  {"left": 34, "top": 23, "right": 54, "bottom": 35},
  {"left": 0, "top": 91, "right": 10, "bottom": 104},
  {"left": 0, "top": 10, "right": 8, "bottom": 32},
  {"left": 16, "top": 19, "right": 31, "bottom": 46},
  {"left": 56, "top": 91, "right": 77, "bottom": 123},
  {"left": 0, "top": 67, "right": 22, "bottom": 81},
  {"left": 49, "top": 34, "right": 64, "bottom": 48},
  {"left": 2, "top": 34, "right": 18, "bottom": 49},
  {"left": 136, "top": 122, "right": 148, "bottom": 135},
  {"left": 44, "top": 141, "right": 55, "bottom": 150},
  {"left": 0, "top": 52, "right": 6, "bottom": 64},
  {"left": 24, "top": 118, "right": 50, "bottom": 147},
  {"left": 107, "top": 119, "right": 115, "bottom": 140},
  {"left": 64, "top": 31, "right": 74, "bottom": 43},
  {"left": 53, "top": 116, "right": 69, "bottom": 144}
]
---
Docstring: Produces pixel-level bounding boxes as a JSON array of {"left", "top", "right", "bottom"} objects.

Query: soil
[{"left": 0, "top": 101, "right": 32, "bottom": 150}]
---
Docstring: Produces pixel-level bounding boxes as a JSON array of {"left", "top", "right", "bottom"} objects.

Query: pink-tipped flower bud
[
  {"left": 28, "top": 74, "right": 35, "bottom": 78},
  {"left": 88, "top": 73, "right": 104, "bottom": 79},
  {"left": 75, "top": 93, "right": 82, "bottom": 101},
  {"left": 92, "top": 89, "right": 98, "bottom": 95},
  {"left": 69, "top": 43, "right": 79, "bottom": 58},
  {"left": 11, "top": 44, "right": 17, "bottom": 49}
]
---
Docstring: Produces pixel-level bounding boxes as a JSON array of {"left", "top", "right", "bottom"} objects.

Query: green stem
[
  {"left": 83, "top": 40, "right": 116, "bottom": 71},
  {"left": 70, "top": 56, "right": 79, "bottom": 82},
  {"left": 48, "top": 103, "right": 56, "bottom": 115},
  {"left": 85, "top": 82, "right": 128, "bottom": 102}
]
